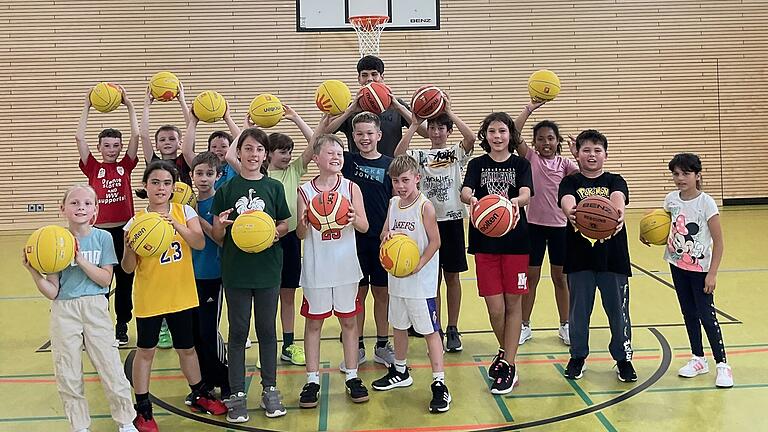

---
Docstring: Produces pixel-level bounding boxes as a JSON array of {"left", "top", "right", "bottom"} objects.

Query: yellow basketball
[
  {"left": 170, "top": 181, "right": 197, "bottom": 208},
  {"left": 149, "top": 71, "right": 180, "bottom": 102},
  {"left": 639, "top": 209, "right": 672, "bottom": 246},
  {"left": 249, "top": 93, "right": 284, "bottom": 128},
  {"left": 24, "top": 225, "right": 76, "bottom": 274},
  {"left": 379, "top": 234, "right": 421, "bottom": 278},
  {"left": 193, "top": 90, "right": 227, "bottom": 123},
  {"left": 315, "top": 80, "right": 352, "bottom": 115},
  {"left": 127, "top": 212, "right": 175, "bottom": 257},
  {"left": 89, "top": 82, "right": 122, "bottom": 113},
  {"left": 528, "top": 69, "right": 561, "bottom": 102},
  {"left": 231, "top": 211, "right": 276, "bottom": 253}
]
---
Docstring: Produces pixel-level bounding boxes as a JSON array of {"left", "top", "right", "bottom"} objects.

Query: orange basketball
[
  {"left": 359, "top": 82, "right": 392, "bottom": 114},
  {"left": 307, "top": 191, "right": 350, "bottom": 234},
  {"left": 471, "top": 194, "right": 517, "bottom": 237},
  {"left": 574, "top": 196, "right": 620, "bottom": 240},
  {"left": 411, "top": 85, "right": 445, "bottom": 119}
]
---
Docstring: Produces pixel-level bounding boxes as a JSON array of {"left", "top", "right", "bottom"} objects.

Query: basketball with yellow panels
[
  {"left": 528, "top": 69, "right": 561, "bottom": 102},
  {"left": 127, "top": 212, "right": 175, "bottom": 257},
  {"left": 640, "top": 209, "right": 672, "bottom": 245},
  {"left": 379, "top": 233, "right": 420, "bottom": 278},
  {"left": 170, "top": 182, "right": 196, "bottom": 208},
  {"left": 89, "top": 82, "right": 122, "bottom": 113},
  {"left": 249, "top": 93, "right": 284, "bottom": 128},
  {"left": 315, "top": 80, "right": 352, "bottom": 115},
  {"left": 193, "top": 90, "right": 227, "bottom": 123},
  {"left": 149, "top": 71, "right": 180, "bottom": 102},
  {"left": 24, "top": 225, "right": 76, "bottom": 274},
  {"left": 231, "top": 211, "right": 276, "bottom": 253}
]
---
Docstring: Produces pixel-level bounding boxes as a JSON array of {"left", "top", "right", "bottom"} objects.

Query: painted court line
[{"left": 551, "top": 357, "right": 617, "bottom": 432}]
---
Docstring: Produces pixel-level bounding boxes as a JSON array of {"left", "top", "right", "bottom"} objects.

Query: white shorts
[
  {"left": 388, "top": 296, "right": 440, "bottom": 335},
  {"left": 301, "top": 282, "right": 361, "bottom": 320}
]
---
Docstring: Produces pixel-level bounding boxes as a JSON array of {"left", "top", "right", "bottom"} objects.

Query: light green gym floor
[{"left": 1, "top": 207, "right": 766, "bottom": 431}]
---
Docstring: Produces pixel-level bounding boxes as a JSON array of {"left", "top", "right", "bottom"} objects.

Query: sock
[
  {"left": 135, "top": 392, "right": 149, "bottom": 403},
  {"left": 395, "top": 359, "right": 407, "bottom": 374},
  {"left": 522, "top": 320, "right": 530, "bottom": 327},
  {"left": 376, "top": 335, "right": 388, "bottom": 348},
  {"left": 447, "top": 325, "right": 457, "bottom": 331},
  {"left": 345, "top": 368, "right": 358, "bottom": 380},
  {"left": 433, "top": 371, "right": 445, "bottom": 383},
  {"left": 560, "top": 321, "right": 568, "bottom": 326},
  {"left": 283, "top": 332, "right": 294, "bottom": 350},
  {"left": 189, "top": 380, "right": 204, "bottom": 394},
  {"left": 498, "top": 348, "right": 506, "bottom": 359},
  {"left": 307, "top": 371, "right": 320, "bottom": 385},
  {"left": 358, "top": 336, "right": 365, "bottom": 350}
]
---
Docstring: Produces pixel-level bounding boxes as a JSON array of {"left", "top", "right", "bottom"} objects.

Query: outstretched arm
[
  {"left": 444, "top": 93, "right": 475, "bottom": 154},
  {"left": 140, "top": 88, "right": 155, "bottom": 164},
  {"left": 181, "top": 114, "right": 198, "bottom": 167},
  {"left": 123, "top": 86, "right": 139, "bottom": 161},
  {"left": 513, "top": 101, "right": 545, "bottom": 158},
  {"left": 75, "top": 90, "right": 92, "bottom": 164},
  {"left": 393, "top": 110, "right": 422, "bottom": 156}
]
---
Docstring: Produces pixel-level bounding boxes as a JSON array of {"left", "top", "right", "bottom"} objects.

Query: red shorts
[{"left": 475, "top": 253, "right": 530, "bottom": 297}]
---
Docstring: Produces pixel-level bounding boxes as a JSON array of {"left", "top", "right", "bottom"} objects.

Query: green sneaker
[
  {"left": 281, "top": 344, "right": 306, "bottom": 366},
  {"left": 158, "top": 322, "right": 173, "bottom": 349}
]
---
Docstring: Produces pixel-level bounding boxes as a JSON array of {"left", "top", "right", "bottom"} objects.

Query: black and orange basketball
[
  {"left": 307, "top": 191, "right": 350, "bottom": 233},
  {"left": 574, "top": 196, "right": 620, "bottom": 240}
]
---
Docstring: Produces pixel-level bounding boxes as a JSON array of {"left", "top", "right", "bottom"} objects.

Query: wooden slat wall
[{"left": 2, "top": 1, "right": 767, "bottom": 230}]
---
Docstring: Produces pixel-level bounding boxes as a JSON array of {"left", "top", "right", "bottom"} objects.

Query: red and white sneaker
[
  {"left": 133, "top": 412, "right": 159, "bottom": 432},
  {"left": 715, "top": 362, "right": 734, "bottom": 388},
  {"left": 678, "top": 356, "right": 709, "bottom": 378}
]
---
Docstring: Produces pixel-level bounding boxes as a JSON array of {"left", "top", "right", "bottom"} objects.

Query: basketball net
[{"left": 349, "top": 15, "right": 388, "bottom": 56}]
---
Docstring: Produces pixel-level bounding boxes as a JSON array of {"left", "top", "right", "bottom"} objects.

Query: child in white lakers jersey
[
  {"left": 296, "top": 132, "right": 371, "bottom": 406},
  {"left": 371, "top": 154, "right": 451, "bottom": 413}
]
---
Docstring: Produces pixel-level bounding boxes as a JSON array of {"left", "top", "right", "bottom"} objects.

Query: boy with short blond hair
[
  {"left": 371, "top": 154, "right": 450, "bottom": 413},
  {"left": 75, "top": 85, "right": 139, "bottom": 345}
]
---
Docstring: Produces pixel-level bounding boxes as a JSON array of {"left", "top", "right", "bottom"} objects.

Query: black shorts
[
  {"left": 528, "top": 223, "right": 567, "bottom": 267},
  {"left": 437, "top": 219, "right": 468, "bottom": 273},
  {"left": 136, "top": 308, "right": 196, "bottom": 349},
  {"left": 356, "top": 235, "right": 388, "bottom": 287},
  {"left": 280, "top": 231, "right": 301, "bottom": 289}
]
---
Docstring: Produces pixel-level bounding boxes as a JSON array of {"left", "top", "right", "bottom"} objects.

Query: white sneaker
[
  {"left": 519, "top": 325, "right": 532, "bottom": 345},
  {"left": 715, "top": 362, "right": 734, "bottom": 388},
  {"left": 339, "top": 348, "right": 367, "bottom": 372},
  {"left": 245, "top": 337, "right": 252, "bottom": 349},
  {"left": 118, "top": 424, "right": 138, "bottom": 432},
  {"left": 558, "top": 323, "right": 571, "bottom": 345},
  {"left": 678, "top": 356, "right": 709, "bottom": 378}
]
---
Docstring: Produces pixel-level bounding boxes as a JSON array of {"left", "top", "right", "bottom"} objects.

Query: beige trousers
[{"left": 50, "top": 295, "right": 136, "bottom": 431}]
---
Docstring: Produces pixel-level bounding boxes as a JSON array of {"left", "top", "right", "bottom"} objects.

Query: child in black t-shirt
[
  {"left": 558, "top": 129, "right": 635, "bottom": 383},
  {"left": 461, "top": 112, "right": 533, "bottom": 395}
]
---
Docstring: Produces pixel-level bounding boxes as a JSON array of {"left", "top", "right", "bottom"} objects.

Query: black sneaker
[
  {"left": 445, "top": 327, "right": 463, "bottom": 352},
  {"left": 372, "top": 364, "right": 413, "bottom": 391},
  {"left": 490, "top": 360, "right": 517, "bottom": 395},
  {"left": 564, "top": 357, "right": 586, "bottom": 380},
  {"left": 407, "top": 326, "right": 424, "bottom": 338},
  {"left": 616, "top": 360, "right": 638, "bottom": 382},
  {"left": 429, "top": 381, "right": 451, "bottom": 413},
  {"left": 488, "top": 351, "right": 505, "bottom": 379},
  {"left": 299, "top": 382, "right": 320, "bottom": 408},
  {"left": 116, "top": 322, "right": 128, "bottom": 346},
  {"left": 345, "top": 378, "right": 369, "bottom": 403}
]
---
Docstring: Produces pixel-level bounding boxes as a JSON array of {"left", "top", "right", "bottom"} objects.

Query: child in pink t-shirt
[{"left": 513, "top": 101, "right": 578, "bottom": 346}]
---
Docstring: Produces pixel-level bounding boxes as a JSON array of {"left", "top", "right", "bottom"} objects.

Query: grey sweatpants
[
  {"left": 567, "top": 271, "right": 633, "bottom": 362},
  {"left": 225, "top": 287, "right": 280, "bottom": 393}
]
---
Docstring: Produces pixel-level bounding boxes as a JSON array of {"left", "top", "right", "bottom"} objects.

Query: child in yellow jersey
[{"left": 122, "top": 160, "right": 226, "bottom": 431}]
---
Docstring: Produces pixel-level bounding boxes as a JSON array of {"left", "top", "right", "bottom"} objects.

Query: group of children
[{"left": 22, "top": 55, "right": 733, "bottom": 432}]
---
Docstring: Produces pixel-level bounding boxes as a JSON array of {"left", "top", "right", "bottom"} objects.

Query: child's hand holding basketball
[
  {"left": 243, "top": 112, "right": 256, "bottom": 129},
  {"left": 21, "top": 248, "right": 38, "bottom": 274},
  {"left": 283, "top": 104, "right": 299, "bottom": 123},
  {"left": 564, "top": 204, "right": 577, "bottom": 225},
  {"left": 639, "top": 234, "right": 652, "bottom": 247},
  {"left": 346, "top": 204, "right": 357, "bottom": 225},
  {"left": 381, "top": 230, "right": 397, "bottom": 243},
  {"left": 144, "top": 86, "right": 155, "bottom": 105},
  {"left": 176, "top": 81, "right": 186, "bottom": 102}
]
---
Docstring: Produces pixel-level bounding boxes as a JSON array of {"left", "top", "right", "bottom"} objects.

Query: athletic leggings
[
  {"left": 225, "top": 287, "right": 280, "bottom": 393},
  {"left": 101, "top": 225, "right": 134, "bottom": 324},
  {"left": 193, "top": 278, "right": 229, "bottom": 395},
  {"left": 669, "top": 265, "right": 727, "bottom": 363}
]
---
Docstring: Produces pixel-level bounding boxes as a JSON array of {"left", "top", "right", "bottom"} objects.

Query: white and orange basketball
[
  {"left": 471, "top": 194, "right": 517, "bottom": 237},
  {"left": 411, "top": 85, "right": 445, "bottom": 119},
  {"left": 359, "top": 82, "right": 392, "bottom": 114},
  {"left": 307, "top": 191, "right": 350, "bottom": 233}
]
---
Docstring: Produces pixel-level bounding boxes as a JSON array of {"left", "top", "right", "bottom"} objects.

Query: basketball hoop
[{"left": 349, "top": 15, "right": 388, "bottom": 56}]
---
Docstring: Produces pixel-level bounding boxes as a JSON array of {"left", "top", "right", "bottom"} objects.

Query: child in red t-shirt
[{"left": 75, "top": 84, "right": 139, "bottom": 345}]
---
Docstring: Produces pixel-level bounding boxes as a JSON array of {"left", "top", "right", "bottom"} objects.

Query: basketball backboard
[{"left": 296, "top": 0, "right": 440, "bottom": 32}]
